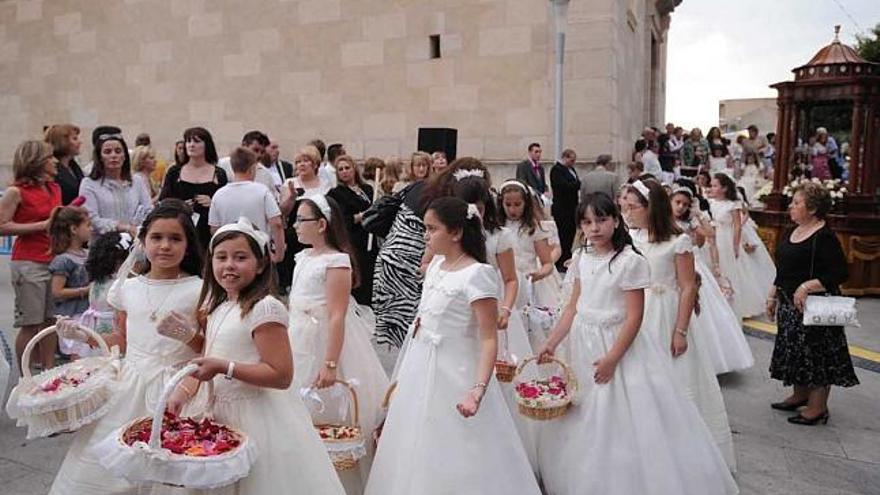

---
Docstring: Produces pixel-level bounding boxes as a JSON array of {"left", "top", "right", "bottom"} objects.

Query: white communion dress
[
  {"left": 631, "top": 230, "right": 737, "bottom": 471},
  {"left": 287, "top": 249, "right": 389, "bottom": 493},
  {"left": 710, "top": 199, "right": 768, "bottom": 318},
  {"left": 485, "top": 226, "right": 539, "bottom": 472},
  {"left": 189, "top": 297, "right": 344, "bottom": 495},
  {"left": 538, "top": 247, "right": 738, "bottom": 495},
  {"left": 738, "top": 212, "right": 777, "bottom": 310},
  {"left": 365, "top": 257, "right": 541, "bottom": 495},
  {"left": 50, "top": 275, "right": 203, "bottom": 495},
  {"left": 678, "top": 221, "right": 754, "bottom": 374}
]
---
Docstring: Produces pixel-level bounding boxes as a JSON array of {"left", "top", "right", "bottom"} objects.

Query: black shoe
[
  {"left": 788, "top": 412, "right": 829, "bottom": 426},
  {"left": 771, "top": 398, "right": 808, "bottom": 411}
]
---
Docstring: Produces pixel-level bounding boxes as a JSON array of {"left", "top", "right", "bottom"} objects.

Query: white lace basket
[
  {"left": 311, "top": 380, "right": 366, "bottom": 471},
  {"left": 94, "top": 364, "right": 258, "bottom": 489},
  {"left": 523, "top": 280, "right": 555, "bottom": 334},
  {"left": 803, "top": 295, "right": 860, "bottom": 327},
  {"left": 4, "top": 325, "right": 121, "bottom": 439}
]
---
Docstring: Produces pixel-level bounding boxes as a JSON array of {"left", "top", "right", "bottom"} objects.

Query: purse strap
[{"left": 808, "top": 233, "right": 817, "bottom": 280}]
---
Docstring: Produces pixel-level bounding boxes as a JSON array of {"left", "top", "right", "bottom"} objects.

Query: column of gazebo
[
  {"left": 860, "top": 100, "right": 877, "bottom": 197},
  {"left": 850, "top": 98, "right": 864, "bottom": 195}
]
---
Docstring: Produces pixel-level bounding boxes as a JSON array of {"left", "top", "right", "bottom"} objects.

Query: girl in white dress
[
  {"left": 708, "top": 173, "right": 767, "bottom": 318},
  {"left": 366, "top": 197, "right": 541, "bottom": 495},
  {"left": 536, "top": 193, "right": 738, "bottom": 495},
  {"left": 288, "top": 195, "right": 389, "bottom": 493},
  {"left": 737, "top": 193, "right": 777, "bottom": 312},
  {"left": 671, "top": 186, "right": 754, "bottom": 374},
  {"left": 50, "top": 199, "right": 205, "bottom": 495},
  {"left": 166, "top": 218, "right": 344, "bottom": 495},
  {"left": 498, "top": 180, "right": 558, "bottom": 349},
  {"left": 625, "top": 180, "right": 737, "bottom": 470},
  {"left": 452, "top": 175, "right": 538, "bottom": 472}
]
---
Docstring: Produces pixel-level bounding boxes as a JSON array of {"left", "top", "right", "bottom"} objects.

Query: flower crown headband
[
  {"left": 453, "top": 169, "right": 485, "bottom": 181},
  {"left": 308, "top": 194, "right": 333, "bottom": 223},
  {"left": 211, "top": 217, "right": 270, "bottom": 252}
]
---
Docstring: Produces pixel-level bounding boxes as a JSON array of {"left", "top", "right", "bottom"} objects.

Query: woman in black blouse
[
  {"left": 327, "top": 155, "right": 376, "bottom": 306},
  {"left": 767, "top": 182, "right": 857, "bottom": 425}
]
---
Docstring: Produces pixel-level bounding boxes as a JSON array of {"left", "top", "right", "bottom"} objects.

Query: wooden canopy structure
[{"left": 754, "top": 26, "right": 880, "bottom": 295}]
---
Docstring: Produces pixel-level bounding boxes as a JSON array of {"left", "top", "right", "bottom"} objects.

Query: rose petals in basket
[
  {"left": 4, "top": 325, "right": 121, "bottom": 439},
  {"left": 513, "top": 357, "right": 577, "bottom": 420}
]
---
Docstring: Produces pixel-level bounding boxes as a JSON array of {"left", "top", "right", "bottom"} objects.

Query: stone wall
[{"left": 0, "top": 0, "right": 673, "bottom": 177}]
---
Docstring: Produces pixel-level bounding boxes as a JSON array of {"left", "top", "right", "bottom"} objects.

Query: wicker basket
[
  {"left": 5, "top": 325, "right": 120, "bottom": 439},
  {"left": 314, "top": 380, "right": 365, "bottom": 471},
  {"left": 96, "top": 364, "right": 256, "bottom": 489},
  {"left": 494, "top": 361, "right": 516, "bottom": 383},
  {"left": 513, "top": 356, "right": 576, "bottom": 421}
]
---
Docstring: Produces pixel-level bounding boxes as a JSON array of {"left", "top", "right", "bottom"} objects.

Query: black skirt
[{"left": 769, "top": 296, "right": 859, "bottom": 388}]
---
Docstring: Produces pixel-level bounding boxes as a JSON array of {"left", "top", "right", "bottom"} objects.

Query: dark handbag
[{"left": 362, "top": 183, "right": 417, "bottom": 238}]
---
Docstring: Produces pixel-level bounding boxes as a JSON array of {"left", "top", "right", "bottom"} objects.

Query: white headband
[
  {"left": 309, "top": 194, "right": 333, "bottom": 223},
  {"left": 501, "top": 180, "right": 528, "bottom": 193},
  {"left": 671, "top": 185, "right": 693, "bottom": 198},
  {"left": 453, "top": 169, "right": 485, "bottom": 181},
  {"left": 212, "top": 217, "right": 270, "bottom": 252},
  {"left": 117, "top": 232, "right": 133, "bottom": 250},
  {"left": 631, "top": 180, "right": 651, "bottom": 202}
]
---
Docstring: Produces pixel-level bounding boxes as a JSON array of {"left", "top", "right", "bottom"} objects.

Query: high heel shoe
[
  {"left": 788, "top": 411, "right": 830, "bottom": 426},
  {"left": 770, "top": 398, "right": 808, "bottom": 411}
]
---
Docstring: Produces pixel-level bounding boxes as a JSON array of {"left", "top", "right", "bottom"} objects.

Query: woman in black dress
[
  {"left": 158, "top": 127, "right": 227, "bottom": 252},
  {"left": 767, "top": 182, "right": 858, "bottom": 425},
  {"left": 327, "top": 155, "right": 376, "bottom": 306}
]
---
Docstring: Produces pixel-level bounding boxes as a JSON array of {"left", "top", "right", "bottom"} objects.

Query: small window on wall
[{"left": 430, "top": 34, "right": 441, "bottom": 59}]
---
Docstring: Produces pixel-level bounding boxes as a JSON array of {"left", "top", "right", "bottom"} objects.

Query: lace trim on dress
[{"left": 246, "top": 297, "right": 289, "bottom": 332}]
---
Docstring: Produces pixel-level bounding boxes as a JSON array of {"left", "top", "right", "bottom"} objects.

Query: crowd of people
[{"left": 0, "top": 120, "right": 860, "bottom": 494}]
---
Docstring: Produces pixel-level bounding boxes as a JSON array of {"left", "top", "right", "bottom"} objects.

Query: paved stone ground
[{"left": 0, "top": 261, "right": 878, "bottom": 495}]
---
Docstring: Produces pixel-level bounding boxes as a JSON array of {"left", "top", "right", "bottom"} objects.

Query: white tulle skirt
[{"left": 539, "top": 311, "right": 739, "bottom": 495}]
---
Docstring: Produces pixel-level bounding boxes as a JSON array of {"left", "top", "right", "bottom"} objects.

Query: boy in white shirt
[{"left": 209, "top": 147, "right": 285, "bottom": 262}]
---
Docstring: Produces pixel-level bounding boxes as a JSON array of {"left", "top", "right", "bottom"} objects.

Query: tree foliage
[{"left": 855, "top": 23, "right": 880, "bottom": 63}]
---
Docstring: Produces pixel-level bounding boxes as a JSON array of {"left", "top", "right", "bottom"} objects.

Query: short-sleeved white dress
[
  {"left": 538, "top": 247, "right": 738, "bottom": 495},
  {"left": 51, "top": 274, "right": 203, "bottom": 495},
  {"left": 287, "top": 249, "right": 389, "bottom": 493},
  {"left": 365, "top": 258, "right": 541, "bottom": 495}
]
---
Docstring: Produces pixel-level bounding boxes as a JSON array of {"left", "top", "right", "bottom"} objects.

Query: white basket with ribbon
[
  {"left": 94, "top": 363, "right": 257, "bottom": 489},
  {"left": 5, "top": 325, "right": 121, "bottom": 439}
]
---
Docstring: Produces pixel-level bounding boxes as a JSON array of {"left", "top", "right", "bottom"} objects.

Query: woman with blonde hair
[
  {"left": 130, "top": 145, "right": 159, "bottom": 201},
  {"left": 0, "top": 141, "right": 62, "bottom": 372},
  {"left": 392, "top": 152, "right": 431, "bottom": 193}
]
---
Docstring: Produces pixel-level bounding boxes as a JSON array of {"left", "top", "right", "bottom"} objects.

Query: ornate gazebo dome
[{"left": 793, "top": 26, "right": 879, "bottom": 82}]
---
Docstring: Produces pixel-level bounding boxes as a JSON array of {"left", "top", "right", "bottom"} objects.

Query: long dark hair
[
  {"left": 90, "top": 135, "right": 132, "bottom": 182},
  {"left": 673, "top": 177, "right": 710, "bottom": 215},
  {"left": 47, "top": 206, "right": 89, "bottom": 255},
  {"left": 182, "top": 127, "right": 219, "bottom": 165},
  {"left": 577, "top": 192, "right": 639, "bottom": 271},
  {"left": 713, "top": 173, "right": 738, "bottom": 201},
  {"left": 426, "top": 197, "right": 487, "bottom": 264},
  {"left": 627, "top": 179, "right": 682, "bottom": 243},
  {"left": 138, "top": 199, "right": 204, "bottom": 277},
  {"left": 451, "top": 176, "right": 500, "bottom": 233},
  {"left": 299, "top": 196, "right": 361, "bottom": 289},
  {"left": 86, "top": 231, "right": 132, "bottom": 283},
  {"left": 420, "top": 157, "right": 491, "bottom": 212},
  {"left": 497, "top": 180, "right": 540, "bottom": 236},
  {"left": 199, "top": 229, "right": 276, "bottom": 318}
]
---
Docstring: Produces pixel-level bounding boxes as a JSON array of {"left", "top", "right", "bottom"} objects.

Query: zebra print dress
[{"left": 372, "top": 202, "right": 426, "bottom": 348}]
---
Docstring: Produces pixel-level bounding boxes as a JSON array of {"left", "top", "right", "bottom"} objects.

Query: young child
[
  {"left": 536, "top": 192, "right": 738, "bottom": 495},
  {"left": 626, "top": 180, "right": 736, "bottom": 470},
  {"left": 82, "top": 231, "right": 134, "bottom": 337},
  {"left": 366, "top": 197, "right": 541, "bottom": 495},
  {"left": 167, "top": 217, "right": 345, "bottom": 495},
  {"left": 671, "top": 186, "right": 754, "bottom": 374},
  {"left": 288, "top": 195, "right": 389, "bottom": 493},
  {"left": 47, "top": 206, "right": 92, "bottom": 358},
  {"left": 498, "top": 180, "right": 558, "bottom": 349},
  {"left": 708, "top": 173, "right": 768, "bottom": 318},
  {"left": 51, "top": 199, "right": 205, "bottom": 494},
  {"left": 737, "top": 151, "right": 764, "bottom": 206}
]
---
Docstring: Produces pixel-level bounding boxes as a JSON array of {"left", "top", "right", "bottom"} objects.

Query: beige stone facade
[
  {"left": 719, "top": 97, "right": 777, "bottom": 136},
  {"left": 0, "top": 0, "right": 677, "bottom": 177}
]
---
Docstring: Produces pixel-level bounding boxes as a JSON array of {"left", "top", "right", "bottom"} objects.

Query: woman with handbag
[{"left": 767, "top": 182, "right": 858, "bottom": 425}]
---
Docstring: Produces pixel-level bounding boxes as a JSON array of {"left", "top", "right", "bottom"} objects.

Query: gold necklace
[{"left": 146, "top": 274, "right": 184, "bottom": 322}]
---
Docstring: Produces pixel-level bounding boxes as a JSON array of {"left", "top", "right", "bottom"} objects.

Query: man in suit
[
  {"left": 580, "top": 154, "right": 621, "bottom": 203},
  {"left": 550, "top": 148, "right": 580, "bottom": 271},
  {"left": 515, "top": 142, "right": 546, "bottom": 195},
  {"left": 264, "top": 139, "right": 297, "bottom": 294}
]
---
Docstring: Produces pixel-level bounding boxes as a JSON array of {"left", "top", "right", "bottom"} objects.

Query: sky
[{"left": 666, "top": 0, "right": 879, "bottom": 130}]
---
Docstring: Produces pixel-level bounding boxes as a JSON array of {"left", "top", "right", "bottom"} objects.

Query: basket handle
[
  {"left": 513, "top": 355, "right": 577, "bottom": 392},
  {"left": 331, "top": 380, "right": 360, "bottom": 427},
  {"left": 20, "top": 324, "right": 111, "bottom": 379},
  {"left": 149, "top": 363, "right": 199, "bottom": 449},
  {"left": 381, "top": 381, "right": 397, "bottom": 409}
]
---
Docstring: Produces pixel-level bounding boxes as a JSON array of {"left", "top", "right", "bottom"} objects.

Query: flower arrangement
[
  {"left": 515, "top": 375, "right": 569, "bottom": 408},
  {"left": 783, "top": 177, "right": 847, "bottom": 204},
  {"left": 317, "top": 425, "right": 361, "bottom": 441},
  {"left": 122, "top": 412, "right": 242, "bottom": 457}
]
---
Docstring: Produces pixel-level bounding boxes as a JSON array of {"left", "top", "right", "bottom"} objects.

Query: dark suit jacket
[
  {"left": 549, "top": 162, "right": 580, "bottom": 215},
  {"left": 264, "top": 159, "right": 294, "bottom": 184},
  {"left": 515, "top": 159, "right": 547, "bottom": 194}
]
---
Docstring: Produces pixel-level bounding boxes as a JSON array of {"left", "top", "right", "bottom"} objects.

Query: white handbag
[{"left": 800, "top": 235, "right": 860, "bottom": 327}]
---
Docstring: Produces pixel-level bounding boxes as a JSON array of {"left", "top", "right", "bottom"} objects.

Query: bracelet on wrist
[
  {"left": 178, "top": 382, "right": 196, "bottom": 398},
  {"left": 500, "top": 306, "right": 512, "bottom": 315},
  {"left": 675, "top": 328, "right": 688, "bottom": 337},
  {"left": 224, "top": 361, "right": 236, "bottom": 380}
]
